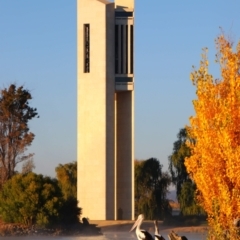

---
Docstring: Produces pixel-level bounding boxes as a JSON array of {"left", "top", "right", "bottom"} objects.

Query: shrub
[{"left": 0, "top": 173, "right": 63, "bottom": 227}]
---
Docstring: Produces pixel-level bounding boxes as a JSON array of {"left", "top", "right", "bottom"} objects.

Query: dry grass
[
  {"left": 169, "top": 200, "right": 180, "bottom": 209},
  {"left": 0, "top": 222, "right": 28, "bottom": 236}
]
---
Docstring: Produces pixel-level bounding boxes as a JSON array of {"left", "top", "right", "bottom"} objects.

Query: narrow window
[
  {"left": 84, "top": 24, "right": 90, "bottom": 73},
  {"left": 115, "top": 25, "right": 119, "bottom": 74},
  {"left": 125, "top": 25, "right": 128, "bottom": 74},
  {"left": 120, "top": 25, "right": 123, "bottom": 74},
  {"left": 130, "top": 25, "right": 134, "bottom": 74}
]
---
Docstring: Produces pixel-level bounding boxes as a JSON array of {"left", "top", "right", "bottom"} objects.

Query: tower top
[{"left": 115, "top": 0, "right": 134, "bottom": 10}]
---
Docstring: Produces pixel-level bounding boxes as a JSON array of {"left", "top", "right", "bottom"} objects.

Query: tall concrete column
[{"left": 77, "top": 0, "right": 134, "bottom": 220}]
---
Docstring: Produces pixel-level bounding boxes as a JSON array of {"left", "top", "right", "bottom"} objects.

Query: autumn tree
[
  {"left": 0, "top": 84, "right": 38, "bottom": 187},
  {"left": 185, "top": 35, "right": 240, "bottom": 239},
  {"left": 135, "top": 158, "right": 171, "bottom": 220}
]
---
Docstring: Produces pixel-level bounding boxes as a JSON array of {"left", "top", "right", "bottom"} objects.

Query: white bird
[
  {"left": 130, "top": 214, "right": 154, "bottom": 240},
  {"left": 154, "top": 220, "right": 165, "bottom": 240}
]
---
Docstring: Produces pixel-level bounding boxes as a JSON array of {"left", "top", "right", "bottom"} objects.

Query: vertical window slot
[
  {"left": 125, "top": 25, "right": 128, "bottom": 74},
  {"left": 84, "top": 24, "right": 90, "bottom": 73},
  {"left": 115, "top": 25, "right": 119, "bottom": 74},
  {"left": 130, "top": 25, "right": 133, "bottom": 74},
  {"left": 120, "top": 25, "right": 123, "bottom": 74}
]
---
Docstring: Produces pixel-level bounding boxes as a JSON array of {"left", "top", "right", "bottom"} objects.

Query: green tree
[
  {"left": 0, "top": 173, "right": 63, "bottom": 227},
  {"left": 168, "top": 128, "right": 202, "bottom": 215},
  {"left": 0, "top": 84, "right": 39, "bottom": 187},
  {"left": 178, "top": 181, "right": 203, "bottom": 215},
  {"left": 135, "top": 158, "right": 171, "bottom": 220},
  {"left": 55, "top": 161, "right": 77, "bottom": 200},
  {"left": 55, "top": 161, "right": 81, "bottom": 225},
  {"left": 168, "top": 128, "right": 191, "bottom": 196}
]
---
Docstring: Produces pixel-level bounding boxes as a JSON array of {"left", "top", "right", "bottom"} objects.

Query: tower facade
[{"left": 77, "top": 0, "right": 134, "bottom": 220}]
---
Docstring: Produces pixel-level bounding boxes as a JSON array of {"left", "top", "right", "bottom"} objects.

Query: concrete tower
[{"left": 77, "top": 0, "right": 134, "bottom": 220}]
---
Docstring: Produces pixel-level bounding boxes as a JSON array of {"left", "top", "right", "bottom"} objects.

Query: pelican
[
  {"left": 130, "top": 214, "right": 154, "bottom": 240},
  {"left": 154, "top": 220, "right": 165, "bottom": 240},
  {"left": 168, "top": 231, "right": 188, "bottom": 240}
]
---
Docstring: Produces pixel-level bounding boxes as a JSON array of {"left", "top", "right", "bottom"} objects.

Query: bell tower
[{"left": 77, "top": 0, "right": 134, "bottom": 220}]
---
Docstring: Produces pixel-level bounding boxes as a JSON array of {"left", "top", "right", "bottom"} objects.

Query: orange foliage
[{"left": 185, "top": 35, "right": 240, "bottom": 238}]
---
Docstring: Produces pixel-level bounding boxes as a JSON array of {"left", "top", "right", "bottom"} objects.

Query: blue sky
[{"left": 0, "top": 1, "right": 240, "bottom": 177}]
